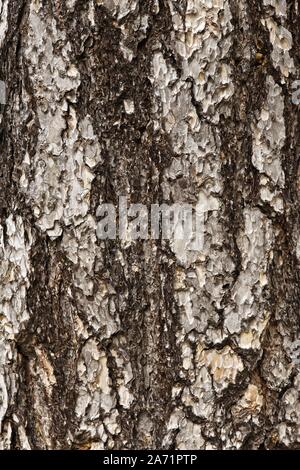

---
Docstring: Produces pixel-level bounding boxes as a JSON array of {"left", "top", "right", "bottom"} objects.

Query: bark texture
[{"left": 0, "top": 0, "right": 300, "bottom": 450}]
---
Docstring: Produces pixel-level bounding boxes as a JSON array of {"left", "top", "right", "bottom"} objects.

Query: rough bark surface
[{"left": 0, "top": 0, "right": 300, "bottom": 450}]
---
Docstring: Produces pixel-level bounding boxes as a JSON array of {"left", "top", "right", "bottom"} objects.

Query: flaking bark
[{"left": 0, "top": 0, "right": 299, "bottom": 450}]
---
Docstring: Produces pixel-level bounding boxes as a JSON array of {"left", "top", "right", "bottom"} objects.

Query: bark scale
[{"left": 0, "top": 0, "right": 299, "bottom": 450}]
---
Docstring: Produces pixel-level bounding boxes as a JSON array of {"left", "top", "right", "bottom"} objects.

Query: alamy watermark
[{"left": 96, "top": 197, "right": 205, "bottom": 251}]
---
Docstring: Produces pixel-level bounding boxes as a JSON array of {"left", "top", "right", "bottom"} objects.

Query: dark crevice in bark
[
  {"left": 64, "top": 2, "right": 183, "bottom": 449},
  {"left": 218, "top": 0, "right": 276, "bottom": 449},
  {"left": 0, "top": 0, "right": 299, "bottom": 450}
]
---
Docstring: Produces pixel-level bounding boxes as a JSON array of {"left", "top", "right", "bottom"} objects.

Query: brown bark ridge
[{"left": 0, "top": 0, "right": 300, "bottom": 450}]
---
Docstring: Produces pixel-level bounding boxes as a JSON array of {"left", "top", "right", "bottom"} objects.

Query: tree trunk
[{"left": 0, "top": 0, "right": 299, "bottom": 450}]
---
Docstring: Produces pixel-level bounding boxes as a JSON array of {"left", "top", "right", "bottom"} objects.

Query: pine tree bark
[{"left": 0, "top": 0, "right": 300, "bottom": 450}]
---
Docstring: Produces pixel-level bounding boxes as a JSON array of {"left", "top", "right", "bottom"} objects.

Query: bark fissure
[{"left": 0, "top": 0, "right": 299, "bottom": 450}]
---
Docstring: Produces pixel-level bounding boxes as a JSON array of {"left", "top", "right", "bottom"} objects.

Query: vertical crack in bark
[
  {"left": 0, "top": 0, "right": 299, "bottom": 450},
  {"left": 66, "top": 1, "right": 182, "bottom": 449}
]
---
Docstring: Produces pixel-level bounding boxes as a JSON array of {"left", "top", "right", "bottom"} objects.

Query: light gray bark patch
[{"left": 0, "top": 0, "right": 299, "bottom": 450}]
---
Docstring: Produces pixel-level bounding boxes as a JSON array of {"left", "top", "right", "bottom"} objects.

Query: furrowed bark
[{"left": 0, "top": 0, "right": 299, "bottom": 450}]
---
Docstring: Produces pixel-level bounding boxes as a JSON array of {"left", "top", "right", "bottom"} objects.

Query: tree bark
[{"left": 0, "top": 0, "right": 299, "bottom": 450}]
